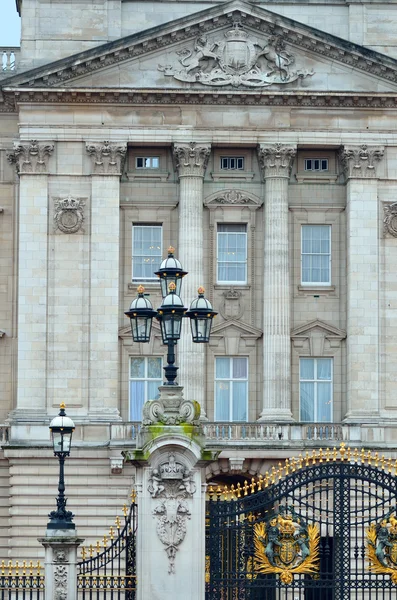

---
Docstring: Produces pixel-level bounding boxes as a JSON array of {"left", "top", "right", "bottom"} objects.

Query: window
[
  {"left": 301, "top": 225, "right": 331, "bottom": 285},
  {"left": 132, "top": 225, "right": 162, "bottom": 280},
  {"left": 304, "top": 158, "right": 328, "bottom": 171},
  {"left": 129, "top": 357, "right": 163, "bottom": 420},
  {"left": 217, "top": 224, "right": 247, "bottom": 284},
  {"left": 215, "top": 357, "right": 248, "bottom": 421},
  {"left": 220, "top": 157, "right": 245, "bottom": 170},
  {"left": 300, "top": 358, "right": 332, "bottom": 422},
  {"left": 136, "top": 157, "right": 160, "bottom": 169}
]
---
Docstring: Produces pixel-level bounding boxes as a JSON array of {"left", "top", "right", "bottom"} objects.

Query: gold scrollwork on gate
[
  {"left": 254, "top": 507, "right": 320, "bottom": 585},
  {"left": 367, "top": 511, "right": 397, "bottom": 584}
]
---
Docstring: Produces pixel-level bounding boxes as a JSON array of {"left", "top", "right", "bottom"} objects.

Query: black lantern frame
[
  {"left": 186, "top": 287, "right": 217, "bottom": 343},
  {"left": 155, "top": 246, "right": 188, "bottom": 298},
  {"left": 125, "top": 285, "right": 157, "bottom": 343}
]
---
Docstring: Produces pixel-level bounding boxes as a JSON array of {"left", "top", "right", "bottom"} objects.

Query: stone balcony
[{"left": 0, "top": 48, "right": 20, "bottom": 78}]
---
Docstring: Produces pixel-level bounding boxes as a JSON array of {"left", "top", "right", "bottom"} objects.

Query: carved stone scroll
[
  {"left": 142, "top": 386, "right": 200, "bottom": 426},
  {"left": 85, "top": 141, "right": 127, "bottom": 175},
  {"left": 173, "top": 142, "right": 210, "bottom": 178},
  {"left": 340, "top": 144, "right": 384, "bottom": 179},
  {"left": 7, "top": 140, "right": 54, "bottom": 174},
  {"left": 257, "top": 143, "right": 296, "bottom": 179},
  {"left": 205, "top": 189, "right": 261, "bottom": 206},
  {"left": 54, "top": 196, "right": 85, "bottom": 234}
]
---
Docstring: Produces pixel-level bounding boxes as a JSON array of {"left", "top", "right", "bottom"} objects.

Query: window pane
[
  {"left": 300, "top": 382, "right": 314, "bottom": 421},
  {"left": 130, "top": 381, "right": 145, "bottom": 420},
  {"left": 232, "top": 381, "right": 247, "bottom": 421},
  {"left": 317, "top": 382, "right": 332, "bottom": 421},
  {"left": 130, "top": 358, "right": 145, "bottom": 378},
  {"left": 300, "top": 358, "right": 314, "bottom": 380},
  {"left": 216, "top": 358, "right": 230, "bottom": 379},
  {"left": 317, "top": 359, "right": 332, "bottom": 380},
  {"left": 147, "top": 380, "right": 162, "bottom": 401},
  {"left": 148, "top": 357, "right": 162, "bottom": 379},
  {"left": 215, "top": 381, "right": 230, "bottom": 420},
  {"left": 233, "top": 358, "right": 247, "bottom": 379}
]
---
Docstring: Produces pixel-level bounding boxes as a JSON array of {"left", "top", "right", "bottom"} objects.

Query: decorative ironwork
[
  {"left": 206, "top": 443, "right": 397, "bottom": 599},
  {"left": 0, "top": 561, "right": 44, "bottom": 599},
  {"left": 367, "top": 511, "right": 397, "bottom": 584},
  {"left": 254, "top": 508, "right": 320, "bottom": 584},
  {"left": 77, "top": 493, "right": 137, "bottom": 599}
]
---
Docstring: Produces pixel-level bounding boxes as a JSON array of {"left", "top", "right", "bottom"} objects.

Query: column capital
[
  {"left": 85, "top": 141, "right": 127, "bottom": 175},
  {"left": 7, "top": 140, "right": 54, "bottom": 174},
  {"left": 173, "top": 142, "right": 211, "bottom": 178},
  {"left": 340, "top": 144, "right": 384, "bottom": 179},
  {"left": 257, "top": 143, "right": 296, "bottom": 179}
]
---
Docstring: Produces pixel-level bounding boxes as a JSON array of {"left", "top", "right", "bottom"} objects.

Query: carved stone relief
[
  {"left": 54, "top": 550, "right": 67, "bottom": 563},
  {"left": 53, "top": 196, "right": 85, "bottom": 234},
  {"left": 340, "top": 145, "right": 384, "bottom": 179},
  {"left": 85, "top": 141, "right": 127, "bottom": 175},
  {"left": 173, "top": 142, "right": 211, "bottom": 178},
  {"left": 159, "top": 23, "right": 313, "bottom": 88},
  {"left": 384, "top": 202, "right": 397, "bottom": 237},
  {"left": 53, "top": 564, "right": 68, "bottom": 600},
  {"left": 257, "top": 143, "right": 296, "bottom": 178},
  {"left": 219, "top": 288, "right": 245, "bottom": 321},
  {"left": 142, "top": 385, "right": 200, "bottom": 426},
  {"left": 7, "top": 140, "right": 54, "bottom": 174},
  {"left": 148, "top": 454, "right": 196, "bottom": 574},
  {"left": 205, "top": 189, "right": 260, "bottom": 206}
]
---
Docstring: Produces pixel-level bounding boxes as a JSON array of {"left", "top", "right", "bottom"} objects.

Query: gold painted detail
[
  {"left": 208, "top": 443, "right": 396, "bottom": 501},
  {"left": 77, "top": 575, "right": 136, "bottom": 591},
  {"left": 367, "top": 512, "right": 397, "bottom": 584},
  {"left": 254, "top": 508, "right": 320, "bottom": 585},
  {"left": 0, "top": 561, "right": 44, "bottom": 591}
]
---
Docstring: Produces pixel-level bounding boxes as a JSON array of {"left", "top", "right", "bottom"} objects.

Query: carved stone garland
[
  {"left": 7, "top": 140, "right": 54, "bottom": 174},
  {"left": 53, "top": 564, "right": 68, "bottom": 600},
  {"left": 384, "top": 203, "right": 397, "bottom": 237},
  {"left": 54, "top": 196, "right": 85, "bottom": 234},
  {"left": 148, "top": 454, "right": 197, "bottom": 574},
  {"left": 86, "top": 141, "right": 127, "bottom": 175}
]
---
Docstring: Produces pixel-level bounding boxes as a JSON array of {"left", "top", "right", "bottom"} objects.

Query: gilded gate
[{"left": 206, "top": 444, "right": 397, "bottom": 599}]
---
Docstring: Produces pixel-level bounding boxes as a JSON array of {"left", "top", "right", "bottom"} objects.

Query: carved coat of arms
[
  {"left": 367, "top": 511, "right": 397, "bottom": 584},
  {"left": 254, "top": 507, "right": 320, "bottom": 585},
  {"left": 159, "top": 23, "right": 313, "bottom": 88}
]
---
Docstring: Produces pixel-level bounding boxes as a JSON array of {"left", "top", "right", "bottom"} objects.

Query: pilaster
[
  {"left": 173, "top": 142, "right": 211, "bottom": 416},
  {"left": 340, "top": 144, "right": 384, "bottom": 421},
  {"left": 86, "top": 142, "right": 126, "bottom": 420},
  {"left": 7, "top": 141, "right": 54, "bottom": 419},
  {"left": 257, "top": 143, "right": 296, "bottom": 421},
  {"left": 39, "top": 530, "right": 83, "bottom": 600}
]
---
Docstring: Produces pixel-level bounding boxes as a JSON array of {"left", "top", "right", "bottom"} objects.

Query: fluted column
[
  {"left": 86, "top": 141, "right": 127, "bottom": 420},
  {"left": 173, "top": 142, "right": 211, "bottom": 413},
  {"left": 340, "top": 144, "right": 384, "bottom": 421},
  {"left": 7, "top": 141, "right": 54, "bottom": 419},
  {"left": 257, "top": 143, "right": 296, "bottom": 421}
]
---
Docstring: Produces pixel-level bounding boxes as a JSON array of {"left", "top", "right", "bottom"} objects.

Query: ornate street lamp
[
  {"left": 155, "top": 246, "right": 188, "bottom": 298},
  {"left": 126, "top": 250, "right": 217, "bottom": 386},
  {"left": 47, "top": 403, "right": 75, "bottom": 530}
]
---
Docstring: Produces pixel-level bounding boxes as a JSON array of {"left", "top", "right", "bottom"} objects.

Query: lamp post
[
  {"left": 47, "top": 403, "right": 75, "bottom": 530},
  {"left": 125, "top": 247, "right": 217, "bottom": 385}
]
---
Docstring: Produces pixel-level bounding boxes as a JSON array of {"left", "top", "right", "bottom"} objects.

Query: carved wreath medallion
[
  {"left": 54, "top": 196, "right": 85, "bottom": 234},
  {"left": 159, "top": 23, "right": 313, "bottom": 88},
  {"left": 384, "top": 203, "right": 397, "bottom": 237}
]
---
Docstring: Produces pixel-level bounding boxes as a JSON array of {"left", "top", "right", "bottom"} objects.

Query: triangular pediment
[
  {"left": 291, "top": 319, "right": 346, "bottom": 340},
  {"left": 3, "top": 0, "right": 397, "bottom": 98},
  {"left": 211, "top": 318, "right": 262, "bottom": 339}
]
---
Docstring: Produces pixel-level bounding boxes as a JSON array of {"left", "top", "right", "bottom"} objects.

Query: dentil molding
[
  {"left": 173, "top": 142, "right": 211, "bottom": 178},
  {"left": 7, "top": 140, "right": 54, "bottom": 174},
  {"left": 257, "top": 143, "right": 297, "bottom": 178},
  {"left": 340, "top": 144, "right": 384, "bottom": 179},
  {"left": 85, "top": 141, "right": 127, "bottom": 175}
]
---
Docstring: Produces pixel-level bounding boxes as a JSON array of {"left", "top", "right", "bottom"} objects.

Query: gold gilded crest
[{"left": 367, "top": 511, "right": 397, "bottom": 584}]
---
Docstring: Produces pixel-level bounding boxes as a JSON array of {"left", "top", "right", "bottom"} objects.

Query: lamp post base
[{"left": 47, "top": 520, "right": 75, "bottom": 530}]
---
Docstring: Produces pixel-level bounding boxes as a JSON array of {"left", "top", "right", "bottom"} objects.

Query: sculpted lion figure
[
  {"left": 258, "top": 36, "right": 294, "bottom": 80},
  {"left": 176, "top": 36, "right": 219, "bottom": 73}
]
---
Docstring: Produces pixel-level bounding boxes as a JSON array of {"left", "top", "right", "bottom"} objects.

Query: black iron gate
[
  {"left": 77, "top": 495, "right": 137, "bottom": 599},
  {"left": 206, "top": 444, "right": 397, "bottom": 599}
]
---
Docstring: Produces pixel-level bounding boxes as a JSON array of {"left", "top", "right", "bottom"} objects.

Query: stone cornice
[
  {"left": 4, "top": 2, "right": 397, "bottom": 89},
  {"left": 7, "top": 140, "right": 54, "bottom": 175},
  {"left": 5, "top": 89, "right": 397, "bottom": 110},
  {"left": 86, "top": 141, "right": 127, "bottom": 175},
  {"left": 173, "top": 142, "right": 211, "bottom": 178},
  {"left": 257, "top": 143, "right": 296, "bottom": 179},
  {"left": 340, "top": 144, "right": 385, "bottom": 179}
]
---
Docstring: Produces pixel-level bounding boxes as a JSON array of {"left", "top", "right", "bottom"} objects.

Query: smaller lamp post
[
  {"left": 125, "top": 249, "right": 217, "bottom": 385},
  {"left": 47, "top": 403, "right": 75, "bottom": 530}
]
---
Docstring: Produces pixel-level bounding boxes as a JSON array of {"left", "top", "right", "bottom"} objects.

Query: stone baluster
[
  {"left": 86, "top": 141, "right": 126, "bottom": 420},
  {"left": 173, "top": 142, "right": 211, "bottom": 415},
  {"left": 7, "top": 141, "right": 54, "bottom": 420},
  {"left": 340, "top": 144, "right": 384, "bottom": 421},
  {"left": 257, "top": 143, "right": 296, "bottom": 421}
]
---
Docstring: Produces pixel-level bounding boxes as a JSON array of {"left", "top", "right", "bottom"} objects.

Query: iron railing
[{"left": 0, "top": 562, "right": 44, "bottom": 600}]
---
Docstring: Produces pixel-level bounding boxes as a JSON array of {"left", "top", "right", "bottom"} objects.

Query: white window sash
[
  {"left": 301, "top": 225, "right": 331, "bottom": 286},
  {"left": 129, "top": 357, "right": 163, "bottom": 420},
  {"left": 132, "top": 225, "right": 162, "bottom": 281},
  {"left": 215, "top": 357, "right": 248, "bottom": 422},
  {"left": 217, "top": 229, "right": 248, "bottom": 284},
  {"left": 299, "top": 358, "right": 333, "bottom": 422}
]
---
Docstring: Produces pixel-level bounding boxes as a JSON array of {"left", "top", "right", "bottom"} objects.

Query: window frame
[
  {"left": 129, "top": 356, "right": 163, "bottom": 421},
  {"left": 220, "top": 156, "right": 245, "bottom": 170},
  {"left": 135, "top": 156, "right": 160, "bottom": 169},
  {"left": 216, "top": 223, "right": 248, "bottom": 285},
  {"left": 299, "top": 357, "right": 333, "bottom": 423},
  {"left": 214, "top": 356, "right": 249, "bottom": 422},
  {"left": 131, "top": 224, "right": 163, "bottom": 282},
  {"left": 304, "top": 158, "right": 329, "bottom": 172},
  {"left": 301, "top": 224, "right": 332, "bottom": 287}
]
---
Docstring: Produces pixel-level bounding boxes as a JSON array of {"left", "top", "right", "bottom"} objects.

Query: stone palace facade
[{"left": 1, "top": 0, "right": 397, "bottom": 562}]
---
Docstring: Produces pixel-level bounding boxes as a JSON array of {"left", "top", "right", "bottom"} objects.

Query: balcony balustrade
[{"left": 0, "top": 48, "right": 19, "bottom": 77}]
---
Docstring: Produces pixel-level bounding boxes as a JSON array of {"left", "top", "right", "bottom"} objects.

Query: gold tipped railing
[
  {"left": 0, "top": 561, "right": 43, "bottom": 576},
  {"left": 208, "top": 443, "right": 397, "bottom": 501}
]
